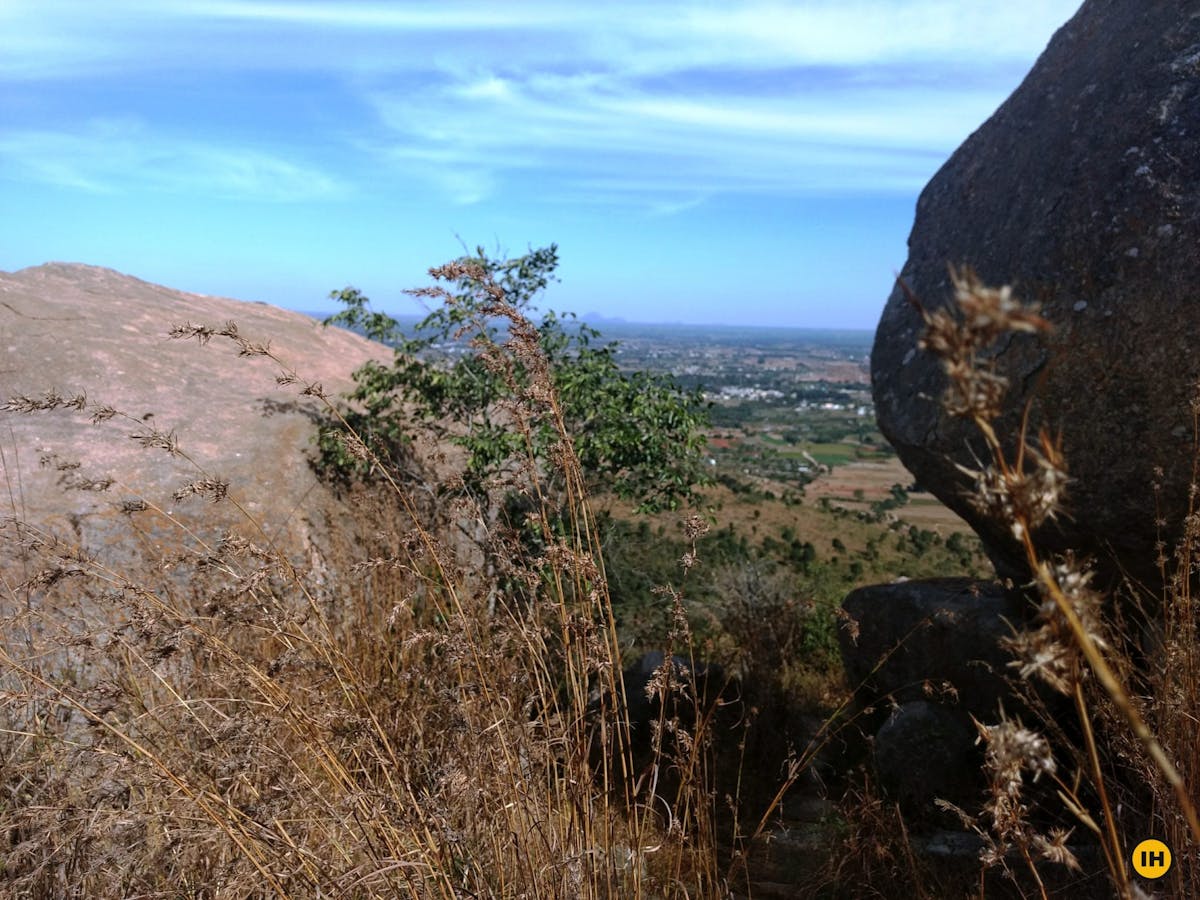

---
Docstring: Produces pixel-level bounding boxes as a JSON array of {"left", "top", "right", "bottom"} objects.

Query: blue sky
[{"left": 1, "top": 1, "right": 1081, "bottom": 328}]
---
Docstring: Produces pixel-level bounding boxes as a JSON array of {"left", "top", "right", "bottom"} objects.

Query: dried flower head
[
  {"left": 682, "top": 514, "right": 710, "bottom": 542},
  {"left": 173, "top": 478, "right": 230, "bottom": 503},
  {"left": 3, "top": 390, "right": 88, "bottom": 413},
  {"left": 959, "top": 429, "right": 1068, "bottom": 540},
  {"left": 1002, "top": 555, "right": 1107, "bottom": 694},
  {"left": 977, "top": 717, "right": 1057, "bottom": 792},
  {"left": 917, "top": 267, "right": 1049, "bottom": 424}
]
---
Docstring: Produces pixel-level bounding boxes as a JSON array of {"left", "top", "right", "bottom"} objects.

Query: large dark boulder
[
  {"left": 839, "top": 580, "right": 1073, "bottom": 822},
  {"left": 838, "top": 580, "right": 1016, "bottom": 820},
  {"left": 872, "top": 1, "right": 1200, "bottom": 586}
]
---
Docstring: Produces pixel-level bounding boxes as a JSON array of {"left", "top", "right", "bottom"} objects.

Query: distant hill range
[
  {"left": 302, "top": 305, "right": 873, "bottom": 346},
  {"left": 580, "top": 312, "right": 628, "bottom": 325},
  {"left": 0, "top": 263, "right": 390, "bottom": 578}
]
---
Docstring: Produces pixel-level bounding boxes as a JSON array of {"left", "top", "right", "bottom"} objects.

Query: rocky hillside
[{"left": 0, "top": 262, "right": 389, "bottom": 578}]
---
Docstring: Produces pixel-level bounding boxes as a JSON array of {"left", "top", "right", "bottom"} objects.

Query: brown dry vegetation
[
  {"left": 3, "top": 260, "right": 1197, "bottom": 899},
  {"left": 0, "top": 261, "right": 835, "bottom": 898}
]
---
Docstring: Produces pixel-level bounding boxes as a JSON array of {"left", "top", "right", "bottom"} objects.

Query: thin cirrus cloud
[
  {"left": 0, "top": 121, "right": 343, "bottom": 202},
  {"left": 0, "top": 2, "right": 1082, "bottom": 84},
  {"left": 362, "top": 68, "right": 994, "bottom": 205},
  {"left": 0, "top": 1, "right": 1082, "bottom": 209},
  {"left": 172, "top": 1, "right": 1076, "bottom": 70}
]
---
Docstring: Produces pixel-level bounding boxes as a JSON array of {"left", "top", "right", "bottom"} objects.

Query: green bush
[{"left": 322, "top": 245, "right": 711, "bottom": 515}]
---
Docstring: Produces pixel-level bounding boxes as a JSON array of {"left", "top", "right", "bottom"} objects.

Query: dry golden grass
[
  {"left": 0, "top": 261, "right": 809, "bottom": 899},
  {"left": 7, "top": 258, "right": 1198, "bottom": 899}
]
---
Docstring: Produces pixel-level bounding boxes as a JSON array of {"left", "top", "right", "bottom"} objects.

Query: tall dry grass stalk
[
  {"left": 0, "top": 263, "right": 772, "bottom": 897},
  {"left": 912, "top": 268, "right": 1200, "bottom": 898}
]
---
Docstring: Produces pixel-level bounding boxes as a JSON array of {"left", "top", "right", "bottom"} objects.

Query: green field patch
[
  {"left": 853, "top": 443, "right": 893, "bottom": 459},
  {"left": 805, "top": 442, "right": 857, "bottom": 466}
]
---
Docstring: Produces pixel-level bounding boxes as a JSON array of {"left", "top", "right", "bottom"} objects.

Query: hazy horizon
[
  {"left": 1, "top": 1, "right": 1081, "bottom": 328},
  {"left": 309, "top": 306, "right": 880, "bottom": 335}
]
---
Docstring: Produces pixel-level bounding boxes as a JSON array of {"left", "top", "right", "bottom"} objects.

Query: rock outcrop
[
  {"left": 0, "top": 263, "right": 388, "bottom": 580},
  {"left": 840, "top": 578, "right": 1021, "bottom": 718},
  {"left": 872, "top": 700, "right": 978, "bottom": 823},
  {"left": 872, "top": 1, "right": 1200, "bottom": 586},
  {"left": 839, "top": 579, "right": 1022, "bottom": 818}
]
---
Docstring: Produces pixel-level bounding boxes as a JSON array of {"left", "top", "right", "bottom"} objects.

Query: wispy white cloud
[
  {"left": 646, "top": 195, "right": 709, "bottom": 218},
  {"left": 186, "top": 1, "right": 1082, "bottom": 68},
  {"left": 187, "top": 1, "right": 567, "bottom": 30},
  {"left": 360, "top": 65, "right": 989, "bottom": 205},
  {"left": 668, "top": 1, "right": 1078, "bottom": 67},
  {"left": 0, "top": 1, "right": 1082, "bottom": 205},
  {"left": 0, "top": 120, "right": 343, "bottom": 202},
  {"left": 1, "top": 1, "right": 1081, "bottom": 77}
]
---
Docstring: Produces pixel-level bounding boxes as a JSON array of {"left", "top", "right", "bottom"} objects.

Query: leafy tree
[{"left": 320, "top": 244, "right": 711, "bottom": 516}]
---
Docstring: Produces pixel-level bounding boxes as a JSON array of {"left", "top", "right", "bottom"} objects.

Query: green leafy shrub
[{"left": 322, "top": 244, "right": 711, "bottom": 515}]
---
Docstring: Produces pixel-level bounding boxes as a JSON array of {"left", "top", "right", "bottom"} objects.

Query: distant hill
[
  {"left": 580, "top": 312, "right": 628, "bottom": 325},
  {"left": 0, "top": 262, "right": 390, "bottom": 576}
]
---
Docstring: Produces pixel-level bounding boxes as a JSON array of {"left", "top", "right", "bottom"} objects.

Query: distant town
[
  {"left": 315, "top": 309, "right": 924, "bottom": 514},
  {"left": 592, "top": 321, "right": 885, "bottom": 490}
]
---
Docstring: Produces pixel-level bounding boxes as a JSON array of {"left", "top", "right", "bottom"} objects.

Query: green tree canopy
[{"left": 322, "top": 244, "right": 710, "bottom": 515}]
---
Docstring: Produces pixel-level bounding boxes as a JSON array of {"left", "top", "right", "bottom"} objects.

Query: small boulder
[
  {"left": 619, "top": 651, "right": 728, "bottom": 750},
  {"left": 840, "top": 578, "right": 1023, "bottom": 721},
  {"left": 873, "top": 700, "right": 979, "bottom": 822}
]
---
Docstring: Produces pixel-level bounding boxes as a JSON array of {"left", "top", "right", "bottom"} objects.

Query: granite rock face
[
  {"left": 872, "top": 1, "right": 1200, "bottom": 585},
  {"left": 0, "top": 262, "right": 390, "bottom": 582}
]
